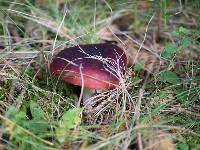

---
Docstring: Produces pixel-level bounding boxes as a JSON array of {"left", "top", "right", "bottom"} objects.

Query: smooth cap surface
[{"left": 50, "top": 43, "right": 127, "bottom": 89}]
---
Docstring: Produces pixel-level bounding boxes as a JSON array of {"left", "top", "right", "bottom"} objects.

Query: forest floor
[{"left": 0, "top": 1, "right": 200, "bottom": 150}]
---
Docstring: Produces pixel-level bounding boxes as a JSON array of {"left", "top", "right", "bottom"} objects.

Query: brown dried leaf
[
  {"left": 119, "top": 39, "right": 165, "bottom": 73},
  {"left": 144, "top": 130, "right": 176, "bottom": 150},
  {"left": 97, "top": 25, "right": 120, "bottom": 41}
]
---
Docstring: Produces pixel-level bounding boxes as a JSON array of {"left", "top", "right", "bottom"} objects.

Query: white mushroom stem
[{"left": 82, "top": 88, "right": 96, "bottom": 105}]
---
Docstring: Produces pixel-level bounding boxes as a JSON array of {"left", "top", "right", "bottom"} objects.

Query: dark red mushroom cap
[{"left": 50, "top": 43, "right": 127, "bottom": 89}]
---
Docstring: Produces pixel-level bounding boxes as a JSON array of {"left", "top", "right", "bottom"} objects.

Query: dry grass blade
[
  {"left": 0, "top": 51, "right": 50, "bottom": 59},
  {"left": 120, "top": 13, "right": 155, "bottom": 150},
  {"left": 6, "top": 9, "right": 75, "bottom": 40},
  {"left": 0, "top": 1, "right": 199, "bottom": 149},
  {"left": 0, "top": 114, "right": 54, "bottom": 146},
  {"left": 161, "top": 106, "right": 200, "bottom": 119}
]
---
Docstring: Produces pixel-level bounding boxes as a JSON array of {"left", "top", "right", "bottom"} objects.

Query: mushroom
[{"left": 50, "top": 43, "right": 127, "bottom": 105}]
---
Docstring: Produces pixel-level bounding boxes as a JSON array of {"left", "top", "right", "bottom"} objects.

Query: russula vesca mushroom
[{"left": 50, "top": 43, "right": 127, "bottom": 104}]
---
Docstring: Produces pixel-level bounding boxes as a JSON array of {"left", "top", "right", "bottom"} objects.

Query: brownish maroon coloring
[{"left": 50, "top": 43, "right": 127, "bottom": 89}]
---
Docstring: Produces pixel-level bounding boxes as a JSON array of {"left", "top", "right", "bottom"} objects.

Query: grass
[{"left": 0, "top": 0, "right": 200, "bottom": 150}]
